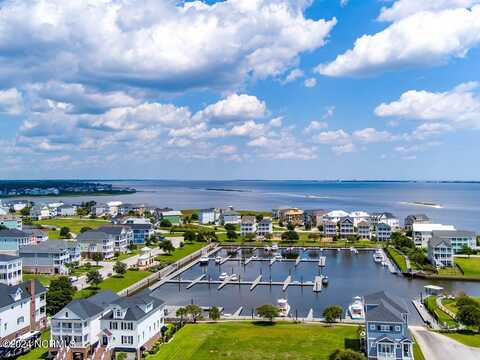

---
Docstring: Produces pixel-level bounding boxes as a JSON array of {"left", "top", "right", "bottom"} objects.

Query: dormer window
[{"left": 145, "top": 303, "right": 153, "bottom": 313}]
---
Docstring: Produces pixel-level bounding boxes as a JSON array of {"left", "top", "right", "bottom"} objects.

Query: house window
[
  {"left": 369, "top": 324, "right": 375, "bottom": 330},
  {"left": 403, "top": 344, "right": 410, "bottom": 356},
  {"left": 17, "top": 316, "right": 24, "bottom": 325},
  {"left": 379, "top": 325, "right": 390, "bottom": 332},
  {"left": 395, "top": 325, "right": 401, "bottom": 332}
]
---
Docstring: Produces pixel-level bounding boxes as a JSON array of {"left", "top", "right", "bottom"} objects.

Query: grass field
[
  {"left": 75, "top": 270, "right": 150, "bottom": 298},
  {"left": 33, "top": 216, "right": 108, "bottom": 234},
  {"left": 440, "top": 330, "right": 480, "bottom": 348},
  {"left": 17, "top": 330, "right": 49, "bottom": 360},
  {"left": 386, "top": 247, "right": 407, "bottom": 272},
  {"left": 147, "top": 322, "right": 361, "bottom": 360},
  {"left": 23, "top": 273, "right": 58, "bottom": 286},
  {"left": 155, "top": 242, "right": 206, "bottom": 264},
  {"left": 412, "top": 337, "right": 426, "bottom": 360},
  {"left": 454, "top": 257, "right": 480, "bottom": 277},
  {"left": 425, "top": 296, "right": 457, "bottom": 327}
]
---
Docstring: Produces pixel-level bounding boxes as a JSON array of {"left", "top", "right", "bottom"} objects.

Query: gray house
[
  {"left": 19, "top": 240, "right": 80, "bottom": 274},
  {"left": 427, "top": 237, "right": 453, "bottom": 268},
  {"left": 364, "top": 291, "right": 413, "bottom": 360},
  {"left": 76, "top": 231, "right": 115, "bottom": 259},
  {"left": 96, "top": 225, "right": 132, "bottom": 253}
]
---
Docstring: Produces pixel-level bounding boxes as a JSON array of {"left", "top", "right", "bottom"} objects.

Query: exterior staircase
[
  {"left": 54, "top": 346, "right": 71, "bottom": 360},
  {"left": 92, "top": 345, "right": 109, "bottom": 360}
]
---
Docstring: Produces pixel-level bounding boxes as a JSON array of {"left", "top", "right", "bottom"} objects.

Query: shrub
[{"left": 323, "top": 305, "right": 343, "bottom": 323}]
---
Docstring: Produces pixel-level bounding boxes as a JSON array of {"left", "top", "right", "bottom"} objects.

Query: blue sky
[{"left": 0, "top": 0, "right": 480, "bottom": 180}]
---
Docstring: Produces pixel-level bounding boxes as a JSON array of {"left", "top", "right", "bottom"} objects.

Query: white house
[
  {"left": 221, "top": 210, "right": 241, "bottom": 225},
  {"left": 199, "top": 208, "right": 218, "bottom": 224},
  {"left": 412, "top": 223, "right": 456, "bottom": 248},
  {"left": 370, "top": 212, "right": 400, "bottom": 230},
  {"left": 323, "top": 221, "right": 337, "bottom": 237},
  {"left": 240, "top": 216, "right": 257, "bottom": 236},
  {"left": 431, "top": 230, "right": 477, "bottom": 254},
  {"left": 0, "top": 254, "right": 22, "bottom": 286},
  {"left": 100, "top": 289, "right": 166, "bottom": 359},
  {"left": 257, "top": 218, "right": 273, "bottom": 237},
  {"left": 322, "top": 210, "right": 349, "bottom": 224},
  {"left": 0, "top": 280, "right": 47, "bottom": 343},
  {"left": 96, "top": 225, "right": 132, "bottom": 253},
  {"left": 428, "top": 237, "right": 453, "bottom": 268},
  {"left": 58, "top": 205, "right": 76, "bottom": 217},
  {"left": 357, "top": 221, "right": 371, "bottom": 240},
  {"left": 50, "top": 290, "right": 120, "bottom": 360},
  {"left": 376, "top": 223, "right": 392, "bottom": 241},
  {"left": 29, "top": 205, "right": 50, "bottom": 220},
  {"left": 76, "top": 230, "right": 115, "bottom": 259},
  {"left": 349, "top": 211, "right": 370, "bottom": 226}
]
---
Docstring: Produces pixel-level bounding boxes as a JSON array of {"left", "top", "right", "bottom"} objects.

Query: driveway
[{"left": 410, "top": 326, "right": 480, "bottom": 360}]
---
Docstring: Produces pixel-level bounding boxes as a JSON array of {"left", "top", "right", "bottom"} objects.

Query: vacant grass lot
[
  {"left": 386, "top": 247, "right": 407, "bottom": 272},
  {"left": 33, "top": 216, "right": 108, "bottom": 234},
  {"left": 23, "top": 273, "right": 58, "bottom": 286},
  {"left": 440, "top": 330, "right": 480, "bottom": 348},
  {"left": 455, "top": 257, "right": 480, "bottom": 277},
  {"left": 75, "top": 270, "right": 150, "bottom": 298},
  {"left": 148, "top": 322, "right": 361, "bottom": 360},
  {"left": 155, "top": 242, "right": 205, "bottom": 264}
]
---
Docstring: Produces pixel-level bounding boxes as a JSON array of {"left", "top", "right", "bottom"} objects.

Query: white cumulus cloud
[{"left": 0, "top": 88, "right": 23, "bottom": 115}]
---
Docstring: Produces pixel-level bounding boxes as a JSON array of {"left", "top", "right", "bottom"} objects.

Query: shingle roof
[
  {"left": 429, "top": 236, "right": 452, "bottom": 248},
  {"left": 0, "top": 254, "right": 21, "bottom": 262},
  {"left": 125, "top": 223, "right": 152, "bottom": 230},
  {"left": 76, "top": 230, "right": 110, "bottom": 243},
  {"left": 241, "top": 216, "right": 256, "bottom": 224},
  {"left": 97, "top": 225, "right": 130, "bottom": 235},
  {"left": 19, "top": 240, "right": 78, "bottom": 254},
  {"left": 0, "top": 229, "right": 30, "bottom": 237},
  {"left": 102, "top": 289, "right": 165, "bottom": 321},
  {"left": 56, "top": 290, "right": 119, "bottom": 319},
  {"left": 364, "top": 291, "right": 408, "bottom": 323},
  {"left": 0, "top": 279, "right": 46, "bottom": 308},
  {"left": 432, "top": 230, "right": 476, "bottom": 238}
]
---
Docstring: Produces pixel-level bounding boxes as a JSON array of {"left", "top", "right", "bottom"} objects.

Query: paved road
[{"left": 410, "top": 326, "right": 480, "bottom": 360}]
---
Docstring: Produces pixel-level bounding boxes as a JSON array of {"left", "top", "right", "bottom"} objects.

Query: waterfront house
[
  {"left": 92, "top": 204, "right": 108, "bottom": 217},
  {"left": 76, "top": 230, "right": 115, "bottom": 259},
  {"left": 50, "top": 290, "right": 120, "bottom": 360},
  {"left": 375, "top": 223, "right": 392, "bottom": 241},
  {"left": 323, "top": 221, "right": 337, "bottom": 237},
  {"left": 0, "top": 254, "right": 22, "bottom": 286},
  {"left": 159, "top": 210, "right": 183, "bottom": 225},
  {"left": 58, "top": 204, "right": 76, "bottom": 217},
  {"left": 97, "top": 225, "right": 132, "bottom": 253},
  {"left": 118, "top": 203, "right": 148, "bottom": 216},
  {"left": 427, "top": 237, "right": 453, "bottom": 268},
  {"left": 404, "top": 214, "right": 431, "bottom": 231},
  {"left": 303, "top": 209, "right": 327, "bottom": 228},
  {"left": 358, "top": 221, "right": 372, "bottom": 240},
  {"left": 339, "top": 217, "right": 355, "bottom": 239},
  {"left": 221, "top": 210, "right": 241, "bottom": 225},
  {"left": 100, "top": 289, "right": 166, "bottom": 359},
  {"left": 370, "top": 213, "right": 400, "bottom": 230},
  {"left": 412, "top": 223, "right": 456, "bottom": 248},
  {"left": 349, "top": 211, "right": 370, "bottom": 226},
  {"left": 29, "top": 205, "right": 50, "bottom": 220},
  {"left": 240, "top": 216, "right": 257, "bottom": 236},
  {"left": 0, "top": 279, "right": 47, "bottom": 343},
  {"left": 137, "top": 247, "right": 155, "bottom": 270},
  {"left": 278, "top": 208, "right": 304, "bottom": 226},
  {"left": 199, "top": 208, "right": 219, "bottom": 224},
  {"left": 364, "top": 291, "right": 413, "bottom": 360},
  {"left": 0, "top": 215, "right": 22, "bottom": 230},
  {"left": 124, "top": 223, "right": 154, "bottom": 245},
  {"left": 23, "top": 227, "right": 49, "bottom": 243},
  {"left": 257, "top": 218, "right": 273, "bottom": 237},
  {"left": 430, "top": 230, "right": 477, "bottom": 254},
  {"left": 0, "top": 229, "right": 32, "bottom": 255},
  {"left": 19, "top": 240, "right": 80, "bottom": 274}
]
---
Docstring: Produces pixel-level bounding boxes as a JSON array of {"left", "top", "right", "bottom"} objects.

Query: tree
[
  {"left": 329, "top": 349, "right": 366, "bottom": 360},
  {"left": 458, "top": 245, "right": 476, "bottom": 256},
  {"left": 256, "top": 214, "right": 264, "bottom": 222},
  {"left": 190, "top": 213, "right": 199, "bottom": 221},
  {"left": 176, "top": 307, "right": 187, "bottom": 325},
  {"left": 127, "top": 243, "right": 137, "bottom": 251},
  {"left": 226, "top": 230, "right": 238, "bottom": 241},
  {"left": 224, "top": 223, "right": 236, "bottom": 231},
  {"left": 196, "top": 232, "right": 206, "bottom": 242},
  {"left": 209, "top": 306, "right": 221, "bottom": 321},
  {"left": 0, "top": 225, "right": 7, "bottom": 230},
  {"left": 456, "top": 295, "right": 480, "bottom": 309},
  {"left": 286, "top": 222, "right": 295, "bottom": 231},
  {"left": 46, "top": 276, "right": 76, "bottom": 315},
  {"left": 457, "top": 305, "right": 480, "bottom": 331},
  {"left": 205, "top": 231, "right": 218, "bottom": 243},
  {"left": 80, "top": 226, "right": 92, "bottom": 233},
  {"left": 256, "top": 304, "right": 279, "bottom": 321},
  {"left": 265, "top": 233, "right": 273, "bottom": 241},
  {"left": 323, "top": 305, "right": 343, "bottom": 323},
  {"left": 20, "top": 206, "right": 32, "bottom": 216},
  {"left": 59, "top": 226, "right": 71, "bottom": 238},
  {"left": 183, "top": 230, "right": 196, "bottom": 243},
  {"left": 160, "top": 219, "right": 172, "bottom": 227},
  {"left": 86, "top": 270, "right": 103, "bottom": 287},
  {"left": 91, "top": 252, "right": 103, "bottom": 265},
  {"left": 159, "top": 240, "right": 175, "bottom": 254},
  {"left": 116, "top": 353, "right": 127, "bottom": 360},
  {"left": 281, "top": 230, "right": 299, "bottom": 242},
  {"left": 113, "top": 261, "right": 127, "bottom": 276},
  {"left": 185, "top": 304, "right": 203, "bottom": 323}
]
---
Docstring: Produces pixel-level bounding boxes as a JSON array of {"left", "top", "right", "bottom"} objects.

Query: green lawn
[
  {"left": 70, "top": 264, "right": 102, "bottom": 276},
  {"left": 425, "top": 296, "right": 457, "bottom": 327},
  {"left": 147, "top": 322, "right": 361, "bottom": 360},
  {"left": 454, "top": 257, "right": 480, "bottom": 277},
  {"left": 440, "top": 330, "right": 480, "bottom": 348},
  {"left": 75, "top": 270, "right": 150, "bottom": 298},
  {"left": 412, "top": 337, "right": 426, "bottom": 360},
  {"left": 33, "top": 216, "right": 108, "bottom": 234},
  {"left": 23, "top": 273, "right": 58, "bottom": 286},
  {"left": 155, "top": 242, "right": 206, "bottom": 264},
  {"left": 17, "top": 330, "right": 50, "bottom": 360},
  {"left": 386, "top": 247, "right": 407, "bottom": 272}
]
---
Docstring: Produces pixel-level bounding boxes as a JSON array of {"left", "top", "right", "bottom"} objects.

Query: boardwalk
[
  {"left": 250, "top": 275, "right": 262, "bottom": 291},
  {"left": 282, "top": 275, "right": 292, "bottom": 291}
]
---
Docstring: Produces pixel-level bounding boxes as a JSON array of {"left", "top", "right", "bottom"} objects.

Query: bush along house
[{"left": 364, "top": 291, "right": 414, "bottom": 360}]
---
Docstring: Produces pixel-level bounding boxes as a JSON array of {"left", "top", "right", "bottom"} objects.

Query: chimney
[{"left": 27, "top": 279, "right": 36, "bottom": 330}]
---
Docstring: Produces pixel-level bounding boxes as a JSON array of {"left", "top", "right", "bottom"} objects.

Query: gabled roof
[
  {"left": 97, "top": 225, "right": 130, "bottom": 236},
  {"left": 0, "top": 229, "right": 30, "bottom": 238},
  {"left": 76, "top": 230, "right": 110, "bottom": 243},
  {"left": 102, "top": 289, "right": 165, "bottom": 321},
  {"left": 19, "top": 240, "right": 78, "bottom": 254},
  {"left": 429, "top": 236, "right": 452, "bottom": 248},
  {"left": 339, "top": 216, "right": 354, "bottom": 224},
  {"left": 0, "top": 279, "right": 46, "bottom": 308},
  {"left": 365, "top": 291, "right": 408, "bottom": 323},
  {"left": 0, "top": 254, "right": 21, "bottom": 262},
  {"left": 241, "top": 216, "right": 256, "bottom": 224},
  {"left": 55, "top": 290, "right": 119, "bottom": 320},
  {"left": 432, "top": 230, "right": 476, "bottom": 238},
  {"left": 125, "top": 223, "right": 152, "bottom": 230}
]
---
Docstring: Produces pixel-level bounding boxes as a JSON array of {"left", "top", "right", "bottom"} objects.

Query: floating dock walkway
[
  {"left": 282, "top": 275, "right": 292, "bottom": 291},
  {"left": 313, "top": 276, "right": 323, "bottom": 292},
  {"left": 250, "top": 275, "right": 262, "bottom": 291},
  {"left": 318, "top": 256, "right": 326, "bottom": 267},
  {"left": 219, "top": 256, "right": 231, "bottom": 265},
  {"left": 186, "top": 274, "right": 206, "bottom": 289}
]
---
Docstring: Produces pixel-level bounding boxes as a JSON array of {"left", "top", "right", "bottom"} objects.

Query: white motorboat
[
  {"left": 381, "top": 261, "right": 387, "bottom": 266},
  {"left": 215, "top": 256, "right": 222, "bottom": 264},
  {"left": 322, "top": 276, "right": 329, "bottom": 285},
  {"left": 199, "top": 256, "right": 209, "bottom": 265},
  {"left": 350, "top": 247, "right": 358, "bottom": 254},
  {"left": 348, "top": 296, "right": 365, "bottom": 320},
  {"left": 271, "top": 243, "right": 279, "bottom": 251},
  {"left": 337, "top": 248, "right": 341, "bottom": 252},
  {"left": 274, "top": 252, "right": 282, "bottom": 260},
  {"left": 230, "top": 273, "right": 239, "bottom": 281},
  {"left": 277, "top": 298, "right": 291, "bottom": 317},
  {"left": 373, "top": 253, "right": 383, "bottom": 263},
  {"left": 219, "top": 272, "right": 228, "bottom": 281}
]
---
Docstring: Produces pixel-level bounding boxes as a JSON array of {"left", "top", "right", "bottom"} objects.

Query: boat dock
[
  {"left": 218, "top": 275, "right": 234, "bottom": 290},
  {"left": 318, "top": 256, "right": 326, "bottom": 267},
  {"left": 295, "top": 256, "right": 301, "bottom": 266},
  {"left": 306, "top": 308, "right": 314, "bottom": 321},
  {"left": 250, "top": 275, "right": 262, "bottom": 291},
  {"left": 313, "top": 276, "right": 323, "bottom": 292},
  {"left": 186, "top": 274, "right": 206, "bottom": 289},
  {"left": 219, "top": 256, "right": 231, "bottom": 265},
  {"left": 270, "top": 257, "right": 277, "bottom": 265},
  {"left": 282, "top": 275, "right": 292, "bottom": 291},
  {"left": 232, "top": 307, "right": 243, "bottom": 317},
  {"left": 245, "top": 256, "right": 255, "bottom": 265}
]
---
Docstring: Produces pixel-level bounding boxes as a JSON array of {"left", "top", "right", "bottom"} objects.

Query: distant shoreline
[
  {"left": 0, "top": 190, "right": 136, "bottom": 199},
  {"left": 400, "top": 201, "right": 443, "bottom": 209}
]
